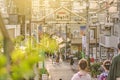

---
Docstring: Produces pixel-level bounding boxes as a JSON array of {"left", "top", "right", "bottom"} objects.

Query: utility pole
[
  {"left": 65, "top": 23, "right": 68, "bottom": 60},
  {"left": 86, "top": 0, "right": 90, "bottom": 57},
  {"left": 85, "top": 0, "right": 90, "bottom": 68},
  {"left": 118, "top": 0, "right": 120, "bottom": 20},
  {"left": 118, "top": 0, "right": 120, "bottom": 44}
]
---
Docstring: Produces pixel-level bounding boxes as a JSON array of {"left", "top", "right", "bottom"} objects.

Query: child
[{"left": 71, "top": 59, "right": 91, "bottom": 80}]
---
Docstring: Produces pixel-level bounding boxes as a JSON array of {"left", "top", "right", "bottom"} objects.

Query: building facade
[{"left": 99, "top": 0, "right": 120, "bottom": 60}]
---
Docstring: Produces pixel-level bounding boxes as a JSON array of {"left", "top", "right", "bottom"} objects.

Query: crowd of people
[{"left": 71, "top": 43, "right": 120, "bottom": 80}]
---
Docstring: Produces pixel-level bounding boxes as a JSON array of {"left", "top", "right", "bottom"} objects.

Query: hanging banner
[{"left": 82, "top": 36, "right": 86, "bottom": 48}]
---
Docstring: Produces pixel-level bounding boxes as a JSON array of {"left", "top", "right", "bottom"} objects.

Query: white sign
[
  {"left": 55, "top": 8, "right": 70, "bottom": 20},
  {"left": 82, "top": 36, "right": 86, "bottom": 48},
  {"left": 42, "top": 74, "right": 48, "bottom": 80},
  {"left": 90, "top": 30, "right": 94, "bottom": 40}
]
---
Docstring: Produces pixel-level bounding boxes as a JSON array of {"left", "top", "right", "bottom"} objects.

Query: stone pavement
[
  {"left": 34, "top": 58, "right": 97, "bottom": 80},
  {"left": 45, "top": 59, "right": 97, "bottom": 80},
  {"left": 45, "top": 59, "right": 74, "bottom": 80}
]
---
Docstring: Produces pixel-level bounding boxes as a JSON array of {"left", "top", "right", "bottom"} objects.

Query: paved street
[
  {"left": 45, "top": 59, "right": 97, "bottom": 80},
  {"left": 0, "top": 0, "right": 120, "bottom": 80},
  {"left": 45, "top": 59, "right": 74, "bottom": 80}
]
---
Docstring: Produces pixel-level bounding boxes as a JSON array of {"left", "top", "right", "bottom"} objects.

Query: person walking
[
  {"left": 98, "top": 60, "right": 111, "bottom": 80},
  {"left": 71, "top": 59, "right": 91, "bottom": 80},
  {"left": 70, "top": 57, "right": 74, "bottom": 65},
  {"left": 107, "top": 43, "right": 120, "bottom": 80}
]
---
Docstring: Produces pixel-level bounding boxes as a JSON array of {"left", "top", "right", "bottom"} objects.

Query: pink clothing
[{"left": 71, "top": 72, "right": 91, "bottom": 80}]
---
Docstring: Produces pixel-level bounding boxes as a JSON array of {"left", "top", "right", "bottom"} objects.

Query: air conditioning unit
[
  {"left": 110, "top": 36, "right": 120, "bottom": 48},
  {"left": 100, "top": 35, "right": 111, "bottom": 47},
  {"left": 100, "top": 35, "right": 120, "bottom": 48}
]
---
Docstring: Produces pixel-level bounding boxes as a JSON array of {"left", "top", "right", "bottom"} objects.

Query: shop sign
[{"left": 55, "top": 8, "right": 70, "bottom": 21}]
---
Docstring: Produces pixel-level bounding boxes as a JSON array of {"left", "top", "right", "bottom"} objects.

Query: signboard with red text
[{"left": 55, "top": 8, "right": 70, "bottom": 21}]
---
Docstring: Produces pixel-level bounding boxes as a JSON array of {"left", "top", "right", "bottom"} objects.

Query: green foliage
[
  {"left": 39, "top": 68, "right": 49, "bottom": 77},
  {"left": 0, "top": 36, "right": 3, "bottom": 52},
  {"left": 0, "top": 54, "right": 7, "bottom": 68},
  {"left": 74, "top": 51, "right": 82, "bottom": 60},
  {"left": 0, "top": 54, "right": 8, "bottom": 80},
  {"left": 31, "top": 36, "right": 37, "bottom": 47},
  {"left": 13, "top": 35, "right": 24, "bottom": 46},
  {"left": 0, "top": 33, "right": 58, "bottom": 80},
  {"left": 0, "top": 36, "right": 42, "bottom": 80},
  {"left": 39, "top": 34, "right": 59, "bottom": 54},
  {"left": 91, "top": 62, "right": 101, "bottom": 77},
  {"left": 38, "top": 50, "right": 45, "bottom": 61},
  {"left": 11, "top": 47, "right": 41, "bottom": 80},
  {"left": 11, "top": 48, "right": 25, "bottom": 63}
]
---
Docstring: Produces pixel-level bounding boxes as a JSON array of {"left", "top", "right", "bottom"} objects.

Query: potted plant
[
  {"left": 91, "top": 62, "right": 101, "bottom": 78},
  {"left": 39, "top": 68, "right": 49, "bottom": 80}
]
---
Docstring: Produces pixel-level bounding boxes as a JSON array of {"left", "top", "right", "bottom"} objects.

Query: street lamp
[{"left": 65, "top": 23, "right": 68, "bottom": 60}]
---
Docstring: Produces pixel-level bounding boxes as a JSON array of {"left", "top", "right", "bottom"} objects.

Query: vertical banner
[
  {"left": 81, "top": 26, "right": 86, "bottom": 55},
  {"left": 90, "top": 29, "right": 94, "bottom": 40},
  {"left": 82, "top": 36, "right": 86, "bottom": 48}
]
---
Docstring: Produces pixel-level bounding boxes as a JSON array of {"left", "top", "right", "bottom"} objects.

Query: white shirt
[{"left": 71, "top": 72, "right": 91, "bottom": 80}]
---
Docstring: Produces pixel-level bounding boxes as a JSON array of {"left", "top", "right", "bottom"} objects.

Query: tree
[
  {"left": 39, "top": 33, "right": 59, "bottom": 54},
  {"left": 0, "top": 13, "right": 14, "bottom": 74},
  {"left": 38, "top": 33, "right": 59, "bottom": 74},
  {"left": 0, "top": 13, "right": 41, "bottom": 80}
]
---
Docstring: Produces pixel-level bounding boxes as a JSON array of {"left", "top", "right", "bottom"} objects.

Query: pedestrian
[
  {"left": 107, "top": 43, "right": 120, "bottom": 80},
  {"left": 52, "top": 54, "right": 56, "bottom": 64},
  {"left": 71, "top": 59, "right": 91, "bottom": 80},
  {"left": 56, "top": 56, "right": 59, "bottom": 63},
  {"left": 70, "top": 57, "right": 74, "bottom": 65},
  {"left": 98, "top": 62, "right": 104, "bottom": 73},
  {"left": 98, "top": 60, "right": 111, "bottom": 80}
]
